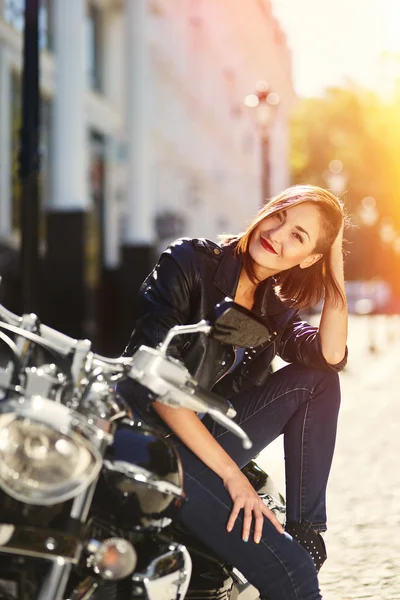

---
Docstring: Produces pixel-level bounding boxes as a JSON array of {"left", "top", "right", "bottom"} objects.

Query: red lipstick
[{"left": 260, "top": 237, "right": 277, "bottom": 254}]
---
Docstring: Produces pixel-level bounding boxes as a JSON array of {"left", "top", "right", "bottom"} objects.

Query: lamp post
[{"left": 244, "top": 81, "right": 279, "bottom": 205}]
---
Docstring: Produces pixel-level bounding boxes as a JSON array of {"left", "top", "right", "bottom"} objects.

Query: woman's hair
[{"left": 220, "top": 184, "right": 346, "bottom": 310}]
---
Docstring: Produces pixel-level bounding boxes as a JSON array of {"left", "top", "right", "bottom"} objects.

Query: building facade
[{"left": 0, "top": 0, "right": 295, "bottom": 353}]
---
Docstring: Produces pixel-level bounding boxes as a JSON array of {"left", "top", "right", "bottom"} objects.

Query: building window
[
  {"left": 4, "top": 0, "right": 54, "bottom": 50},
  {"left": 4, "top": 0, "right": 24, "bottom": 32},
  {"left": 85, "top": 3, "right": 103, "bottom": 92},
  {"left": 39, "top": 0, "right": 54, "bottom": 50}
]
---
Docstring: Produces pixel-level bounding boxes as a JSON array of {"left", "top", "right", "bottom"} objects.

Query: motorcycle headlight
[{"left": 0, "top": 396, "right": 105, "bottom": 505}]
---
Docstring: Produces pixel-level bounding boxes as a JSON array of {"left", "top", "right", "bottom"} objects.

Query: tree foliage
[
  {"left": 290, "top": 86, "right": 399, "bottom": 219},
  {"left": 290, "top": 85, "right": 400, "bottom": 294}
]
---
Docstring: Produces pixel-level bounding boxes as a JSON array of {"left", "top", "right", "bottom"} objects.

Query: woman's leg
[
  {"left": 175, "top": 440, "right": 321, "bottom": 600},
  {"left": 203, "top": 363, "right": 341, "bottom": 531},
  {"left": 282, "top": 366, "right": 341, "bottom": 531},
  {"left": 119, "top": 389, "right": 322, "bottom": 597},
  {"left": 123, "top": 363, "right": 339, "bottom": 596}
]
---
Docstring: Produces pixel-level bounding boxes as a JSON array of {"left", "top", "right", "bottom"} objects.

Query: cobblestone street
[{"left": 258, "top": 315, "right": 400, "bottom": 600}]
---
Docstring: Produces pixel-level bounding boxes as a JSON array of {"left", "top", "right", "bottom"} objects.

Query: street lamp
[{"left": 244, "top": 81, "right": 279, "bottom": 205}]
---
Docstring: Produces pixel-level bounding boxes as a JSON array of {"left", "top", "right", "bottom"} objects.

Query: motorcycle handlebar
[
  {"left": 0, "top": 303, "right": 21, "bottom": 327},
  {"left": 207, "top": 408, "right": 252, "bottom": 449},
  {"left": 166, "top": 381, "right": 252, "bottom": 449},
  {"left": 191, "top": 384, "right": 236, "bottom": 418},
  {"left": 187, "top": 385, "right": 252, "bottom": 448},
  {"left": 0, "top": 303, "right": 79, "bottom": 354},
  {"left": 0, "top": 301, "right": 252, "bottom": 447}
]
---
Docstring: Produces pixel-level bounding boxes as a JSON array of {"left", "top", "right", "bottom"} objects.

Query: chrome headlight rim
[{"left": 0, "top": 396, "right": 105, "bottom": 505}]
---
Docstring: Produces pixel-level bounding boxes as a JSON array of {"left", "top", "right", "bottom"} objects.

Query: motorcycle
[{"left": 0, "top": 298, "right": 285, "bottom": 600}]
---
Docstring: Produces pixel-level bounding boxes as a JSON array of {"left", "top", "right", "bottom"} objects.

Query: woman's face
[{"left": 248, "top": 202, "right": 323, "bottom": 279}]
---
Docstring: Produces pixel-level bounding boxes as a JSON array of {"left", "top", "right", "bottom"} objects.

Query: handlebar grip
[
  {"left": 0, "top": 303, "right": 20, "bottom": 327},
  {"left": 192, "top": 385, "right": 236, "bottom": 418}
]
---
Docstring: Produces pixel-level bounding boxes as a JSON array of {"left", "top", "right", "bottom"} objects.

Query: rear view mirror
[{"left": 212, "top": 299, "right": 273, "bottom": 347}]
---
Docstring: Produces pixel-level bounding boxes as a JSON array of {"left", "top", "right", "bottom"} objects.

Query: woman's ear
[{"left": 299, "top": 253, "right": 323, "bottom": 270}]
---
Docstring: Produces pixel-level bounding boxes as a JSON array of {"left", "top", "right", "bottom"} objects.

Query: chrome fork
[{"left": 36, "top": 481, "right": 98, "bottom": 600}]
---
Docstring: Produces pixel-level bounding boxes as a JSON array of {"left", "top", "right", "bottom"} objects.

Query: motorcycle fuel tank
[{"left": 93, "top": 421, "right": 184, "bottom": 530}]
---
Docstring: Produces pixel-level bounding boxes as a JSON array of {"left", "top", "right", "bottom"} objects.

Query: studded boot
[{"left": 285, "top": 521, "right": 327, "bottom": 573}]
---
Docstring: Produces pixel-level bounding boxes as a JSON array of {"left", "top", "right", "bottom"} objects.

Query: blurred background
[
  {"left": 1, "top": 2, "right": 400, "bottom": 598},
  {"left": 1, "top": 0, "right": 400, "bottom": 355}
]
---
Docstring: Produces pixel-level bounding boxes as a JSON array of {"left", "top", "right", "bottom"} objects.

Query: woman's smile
[
  {"left": 260, "top": 237, "right": 278, "bottom": 254},
  {"left": 248, "top": 202, "right": 323, "bottom": 279}
]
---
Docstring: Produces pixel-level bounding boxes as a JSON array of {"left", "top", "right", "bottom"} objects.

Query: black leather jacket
[{"left": 122, "top": 238, "right": 347, "bottom": 417}]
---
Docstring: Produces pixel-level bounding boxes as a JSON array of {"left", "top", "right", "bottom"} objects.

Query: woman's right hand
[
  {"left": 224, "top": 469, "right": 284, "bottom": 544},
  {"left": 153, "top": 403, "right": 284, "bottom": 543}
]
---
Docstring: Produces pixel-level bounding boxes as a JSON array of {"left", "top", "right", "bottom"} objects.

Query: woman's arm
[
  {"left": 278, "top": 226, "right": 348, "bottom": 370},
  {"left": 127, "top": 239, "right": 283, "bottom": 540},
  {"left": 153, "top": 402, "right": 284, "bottom": 540},
  {"left": 154, "top": 403, "right": 240, "bottom": 480},
  {"left": 318, "top": 226, "right": 348, "bottom": 365},
  {"left": 123, "top": 240, "right": 197, "bottom": 359}
]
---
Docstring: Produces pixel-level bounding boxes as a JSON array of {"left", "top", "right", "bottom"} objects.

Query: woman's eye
[{"left": 293, "top": 232, "right": 303, "bottom": 243}]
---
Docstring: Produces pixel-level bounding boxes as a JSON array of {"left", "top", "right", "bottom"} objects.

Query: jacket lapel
[{"left": 213, "top": 244, "right": 242, "bottom": 298}]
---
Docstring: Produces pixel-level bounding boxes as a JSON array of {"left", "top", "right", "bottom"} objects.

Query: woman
[{"left": 122, "top": 184, "right": 348, "bottom": 600}]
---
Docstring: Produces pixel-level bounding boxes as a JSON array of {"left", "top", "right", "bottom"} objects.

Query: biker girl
[{"left": 122, "top": 184, "right": 348, "bottom": 600}]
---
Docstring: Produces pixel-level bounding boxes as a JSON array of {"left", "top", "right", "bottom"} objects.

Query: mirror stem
[{"left": 158, "top": 321, "right": 212, "bottom": 355}]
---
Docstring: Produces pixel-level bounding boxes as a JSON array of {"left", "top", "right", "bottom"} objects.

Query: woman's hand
[
  {"left": 153, "top": 404, "right": 284, "bottom": 543},
  {"left": 224, "top": 469, "right": 284, "bottom": 543},
  {"left": 319, "top": 221, "right": 348, "bottom": 364},
  {"left": 330, "top": 223, "right": 344, "bottom": 259}
]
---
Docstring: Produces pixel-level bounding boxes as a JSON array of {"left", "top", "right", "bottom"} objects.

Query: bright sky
[{"left": 271, "top": 0, "right": 400, "bottom": 97}]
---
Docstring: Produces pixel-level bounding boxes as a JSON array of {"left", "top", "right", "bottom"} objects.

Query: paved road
[{"left": 257, "top": 315, "right": 400, "bottom": 599}]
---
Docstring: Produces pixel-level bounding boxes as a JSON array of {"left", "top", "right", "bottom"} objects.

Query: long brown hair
[{"left": 220, "top": 185, "right": 346, "bottom": 310}]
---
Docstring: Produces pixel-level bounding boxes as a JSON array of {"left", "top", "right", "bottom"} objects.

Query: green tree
[{"left": 290, "top": 85, "right": 400, "bottom": 294}]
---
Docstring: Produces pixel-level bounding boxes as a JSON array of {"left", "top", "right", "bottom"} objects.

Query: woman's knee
[
  {"left": 286, "top": 363, "right": 340, "bottom": 397},
  {"left": 311, "top": 369, "right": 341, "bottom": 420},
  {"left": 315, "top": 369, "right": 341, "bottom": 408},
  {"left": 281, "top": 364, "right": 341, "bottom": 422}
]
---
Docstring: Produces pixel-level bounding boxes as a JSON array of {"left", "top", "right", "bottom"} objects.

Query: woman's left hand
[
  {"left": 319, "top": 221, "right": 348, "bottom": 364},
  {"left": 330, "top": 223, "right": 344, "bottom": 256}
]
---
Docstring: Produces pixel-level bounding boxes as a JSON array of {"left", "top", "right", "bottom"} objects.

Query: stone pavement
[{"left": 257, "top": 315, "right": 400, "bottom": 600}]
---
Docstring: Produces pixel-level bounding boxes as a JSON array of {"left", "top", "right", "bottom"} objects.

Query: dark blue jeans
[{"left": 129, "top": 363, "right": 341, "bottom": 600}]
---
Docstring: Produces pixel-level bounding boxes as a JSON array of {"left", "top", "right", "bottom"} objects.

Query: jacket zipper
[{"left": 213, "top": 346, "right": 237, "bottom": 387}]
